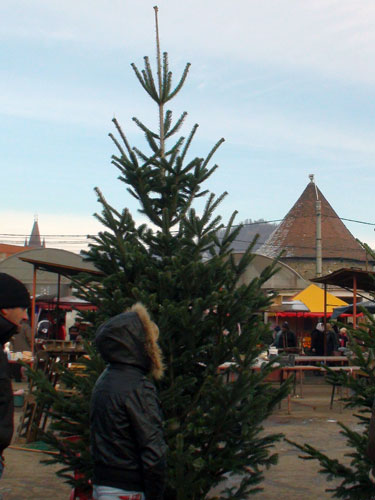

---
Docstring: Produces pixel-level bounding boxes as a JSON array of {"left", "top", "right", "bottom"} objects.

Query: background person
[
  {"left": 10, "top": 318, "right": 31, "bottom": 353},
  {"left": 9, "top": 318, "right": 32, "bottom": 382},
  {"left": 0, "top": 273, "right": 30, "bottom": 479},
  {"left": 311, "top": 322, "right": 325, "bottom": 356},
  {"left": 339, "top": 327, "right": 349, "bottom": 348},
  {"left": 326, "top": 323, "right": 339, "bottom": 356},
  {"left": 36, "top": 317, "right": 51, "bottom": 340},
  {"left": 275, "top": 321, "right": 296, "bottom": 351},
  {"left": 90, "top": 303, "right": 166, "bottom": 500},
  {"left": 270, "top": 325, "right": 281, "bottom": 346},
  {"left": 68, "top": 319, "right": 80, "bottom": 341}
]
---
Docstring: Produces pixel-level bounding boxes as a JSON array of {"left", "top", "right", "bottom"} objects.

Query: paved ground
[
  {"left": 211, "top": 378, "right": 358, "bottom": 499},
  {"left": 253, "top": 389, "right": 356, "bottom": 499},
  {"left": 0, "top": 378, "right": 360, "bottom": 499},
  {"left": 1, "top": 383, "right": 71, "bottom": 499}
]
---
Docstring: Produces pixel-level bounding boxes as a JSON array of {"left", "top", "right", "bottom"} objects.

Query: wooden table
[
  {"left": 219, "top": 361, "right": 361, "bottom": 413},
  {"left": 8, "top": 358, "right": 34, "bottom": 365},
  {"left": 282, "top": 365, "right": 361, "bottom": 413},
  {"left": 294, "top": 356, "right": 349, "bottom": 365},
  {"left": 281, "top": 366, "right": 322, "bottom": 413}
]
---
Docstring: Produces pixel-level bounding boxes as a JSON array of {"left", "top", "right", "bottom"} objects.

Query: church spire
[{"left": 27, "top": 215, "right": 43, "bottom": 247}]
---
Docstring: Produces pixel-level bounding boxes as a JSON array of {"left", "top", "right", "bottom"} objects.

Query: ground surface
[
  {"left": 0, "top": 378, "right": 362, "bottom": 499},
  {"left": 211, "top": 378, "right": 359, "bottom": 499}
]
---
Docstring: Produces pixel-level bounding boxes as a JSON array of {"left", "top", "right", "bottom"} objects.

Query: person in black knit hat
[{"left": 0, "top": 273, "right": 30, "bottom": 480}]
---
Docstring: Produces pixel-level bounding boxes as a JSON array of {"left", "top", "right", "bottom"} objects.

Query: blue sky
[{"left": 1, "top": 0, "right": 375, "bottom": 252}]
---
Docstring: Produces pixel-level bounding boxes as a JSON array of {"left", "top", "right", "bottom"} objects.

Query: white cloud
[
  {"left": 2, "top": 1, "right": 375, "bottom": 84},
  {"left": 187, "top": 101, "right": 375, "bottom": 161},
  {"left": 0, "top": 74, "right": 120, "bottom": 127}
]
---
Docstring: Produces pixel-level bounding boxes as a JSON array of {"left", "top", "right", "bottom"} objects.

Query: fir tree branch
[
  {"left": 132, "top": 117, "right": 159, "bottom": 139},
  {"left": 131, "top": 62, "right": 155, "bottom": 99},
  {"left": 163, "top": 109, "right": 172, "bottom": 135},
  {"left": 143, "top": 56, "right": 159, "bottom": 102},
  {"left": 165, "top": 111, "right": 188, "bottom": 139},
  {"left": 108, "top": 132, "right": 128, "bottom": 160},
  {"left": 202, "top": 138, "right": 225, "bottom": 169},
  {"left": 166, "top": 63, "right": 191, "bottom": 102},
  {"left": 161, "top": 52, "right": 172, "bottom": 101},
  {"left": 112, "top": 118, "right": 138, "bottom": 166},
  {"left": 126, "top": 187, "right": 140, "bottom": 200}
]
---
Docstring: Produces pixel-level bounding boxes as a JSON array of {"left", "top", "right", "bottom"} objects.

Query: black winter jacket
[
  {"left": 0, "top": 315, "right": 17, "bottom": 455},
  {"left": 90, "top": 307, "right": 166, "bottom": 500}
]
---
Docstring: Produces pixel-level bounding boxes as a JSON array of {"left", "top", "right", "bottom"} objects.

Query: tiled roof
[
  {"left": 259, "top": 181, "right": 368, "bottom": 262},
  {"left": 0, "top": 244, "right": 32, "bottom": 256}
]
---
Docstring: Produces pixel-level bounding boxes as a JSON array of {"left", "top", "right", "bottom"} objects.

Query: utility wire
[
  {"left": 1, "top": 214, "right": 375, "bottom": 249},
  {"left": 1, "top": 213, "right": 375, "bottom": 238}
]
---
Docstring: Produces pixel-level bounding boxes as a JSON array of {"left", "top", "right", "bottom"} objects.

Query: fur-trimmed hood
[{"left": 95, "top": 303, "right": 164, "bottom": 380}]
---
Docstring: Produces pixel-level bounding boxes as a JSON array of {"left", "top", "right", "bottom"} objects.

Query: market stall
[
  {"left": 269, "top": 284, "right": 348, "bottom": 351},
  {"left": 311, "top": 268, "right": 375, "bottom": 328},
  {"left": 19, "top": 256, "right": 104, "bottom": 354}
]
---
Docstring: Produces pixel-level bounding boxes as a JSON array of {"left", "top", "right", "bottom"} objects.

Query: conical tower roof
[
  {"left": 28, "top": 219, "right": 42, "bottom": 247},
  {"left": 259, "top": 181, "right": 367, "bottom": 262}
]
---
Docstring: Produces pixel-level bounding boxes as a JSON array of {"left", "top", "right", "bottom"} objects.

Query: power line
[
  {"left": 0, "top": 235, "right": 370, "bottom": 252},
  {"left": 1, "top": 213, "right": 375, "bottom": 239},
  {"left": 0, "top": 234, "right": 92, "bottom": 237},
  {"left": 340, "top": 217, "right": 375, "bottom": 227},
  {"left": 1, "top": 214, "right": 375, "bottom": 250}
]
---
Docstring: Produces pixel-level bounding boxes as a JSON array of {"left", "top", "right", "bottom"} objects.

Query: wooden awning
[
  {"left": 19, "top": 257, "right": 104, "bottom": 277},
  {"left": 310, "top": 267, "right": 375, "bottom": 328},
  {"left": 310, "top": 268, "right": 375, "bottom": 291}
]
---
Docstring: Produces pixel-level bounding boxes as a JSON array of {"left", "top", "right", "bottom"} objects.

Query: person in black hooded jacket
[
  {"left": 90, "top": 303, "right": 166, "bottom": 500},
  {"left": 0, "top": 273, "right": 30, "bottom": 479}
]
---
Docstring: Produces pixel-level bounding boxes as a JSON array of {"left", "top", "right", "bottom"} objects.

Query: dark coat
[
  {"left": 0, "top": 315, "right": 17, "bottom": 455},
  {"left": 311, "top": 328, "right": 324, "bottom": 356},
  {"left": 326, "top": 329, "right": 339, "bottom": 356},
  {"left": 90, "top": 304, "right": 166, "bottom": 500},
  {"left": 275, "top": 328, "right": 296, "bottom": 349}
]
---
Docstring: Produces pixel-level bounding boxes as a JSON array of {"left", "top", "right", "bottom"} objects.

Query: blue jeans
[{"left": 93, "top": 485, "right": 145, "bottom": 500}]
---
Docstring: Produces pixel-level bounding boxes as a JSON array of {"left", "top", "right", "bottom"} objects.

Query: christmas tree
[
  {"left": 289, "top": 243, "right": 375, "bottom": 499},
  {"left": 30, "top": 7, "right": 290, "bottom": 499}
]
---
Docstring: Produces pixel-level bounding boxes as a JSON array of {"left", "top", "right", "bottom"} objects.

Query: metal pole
[
  {"left": 316, "top": 200, "right": 322, "bottom": 277},
  {"left": 55, "top": 274, "right": 61, "bottom": 339}
]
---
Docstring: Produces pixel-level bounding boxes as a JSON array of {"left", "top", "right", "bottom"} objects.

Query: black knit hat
[{"left": 0, "top": 273, "right": 30, "bottom": 309}]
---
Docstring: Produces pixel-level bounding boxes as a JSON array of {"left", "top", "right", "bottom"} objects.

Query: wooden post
[
  {"left": 30, "top": 266, "right": 37, "bottom": 357},
  {"left": 323, "top": 283, "right": 327, "bottom": 355},
  {"left": 353, "top": 275, "right": 357, "bottom": 329}
]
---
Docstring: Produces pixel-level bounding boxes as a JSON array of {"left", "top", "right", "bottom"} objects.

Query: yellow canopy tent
[{"left": 292, "top": 284, "right": 347, "bottom": 313}]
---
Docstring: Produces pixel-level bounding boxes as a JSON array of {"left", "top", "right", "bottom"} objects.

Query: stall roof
[
  {"left": 331, "top": 300, "right": 375, "bottom": 319},
  {"left": 19, "top": 257, "right": 104, "bottom": 278},
  {"left": 310, "top": 268, "right": 375, "bottom": 291},
  {"left": 36, "top": 295, "right": 96, "bottom": 311},
  {"left": 292, "top": 284, "right": 347, "bottom": 313}
]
